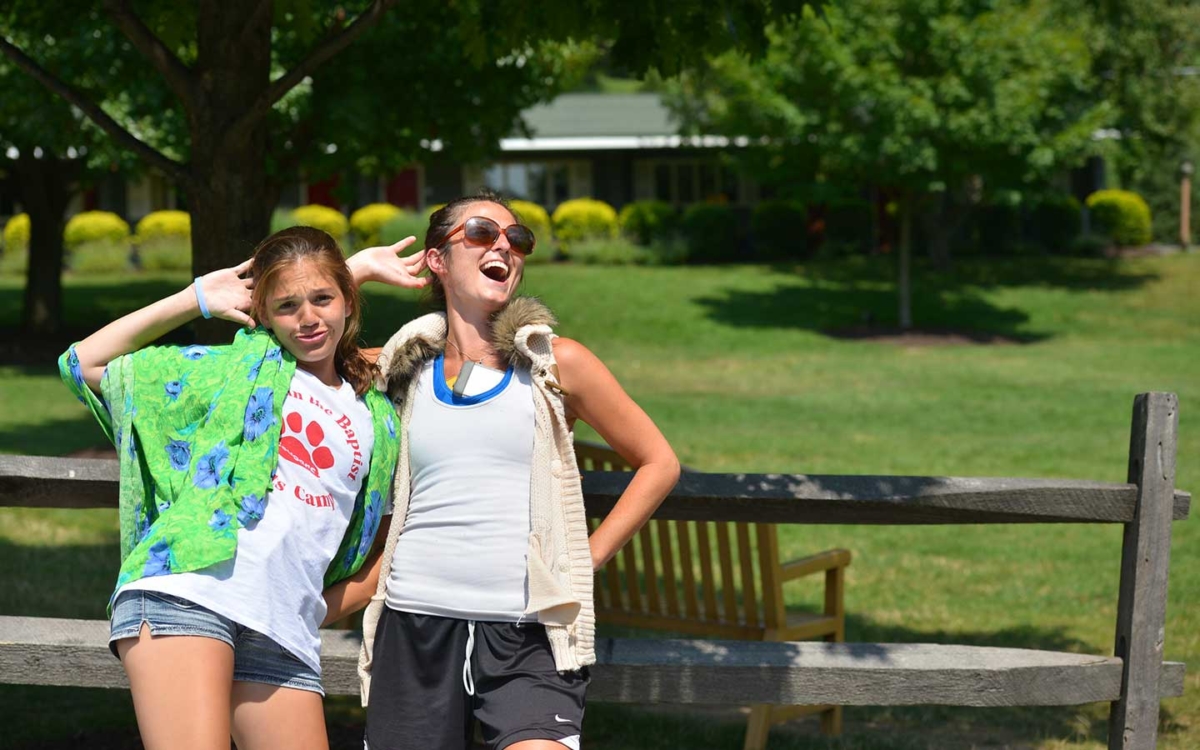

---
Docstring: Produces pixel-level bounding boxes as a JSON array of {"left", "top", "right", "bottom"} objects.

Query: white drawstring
[{"left": 462, "top": 620, "right": 476, "bottom": 696}]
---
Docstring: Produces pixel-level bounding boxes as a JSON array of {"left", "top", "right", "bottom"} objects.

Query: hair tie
[{"left": 193, "top": 277, "right": 213, "bottom": 319}]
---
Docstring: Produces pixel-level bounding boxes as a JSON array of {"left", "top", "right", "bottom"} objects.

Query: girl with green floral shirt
[{"left": 60, "top": 226, "right": 426, "bottom": 750}]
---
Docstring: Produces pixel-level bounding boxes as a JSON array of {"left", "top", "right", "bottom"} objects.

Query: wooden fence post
[{"left": 1109, "top": 392, "right": 1179, "bottom": 749}]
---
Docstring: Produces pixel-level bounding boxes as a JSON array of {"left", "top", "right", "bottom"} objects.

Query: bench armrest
[{"left": 779, "top": 548, "right": 852, "bottom": 582}]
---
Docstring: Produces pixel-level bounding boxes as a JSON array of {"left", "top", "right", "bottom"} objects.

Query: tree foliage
[
  {"left": 668, "top": 0, "right": 1112, "bottom": 327},
  {"left": 2, "top": 0, "right": 824, "bottom": 339}
]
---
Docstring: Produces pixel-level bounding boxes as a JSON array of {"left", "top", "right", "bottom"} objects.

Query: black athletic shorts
[{"left": 365, "top": 607, "right": 589, "bottom": 750}]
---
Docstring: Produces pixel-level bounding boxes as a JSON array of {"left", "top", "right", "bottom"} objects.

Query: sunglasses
[{"left": 442, "top": 216, "right": 536, "bottom": 255}]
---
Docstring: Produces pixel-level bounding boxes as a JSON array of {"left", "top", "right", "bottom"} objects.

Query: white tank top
[
  {"left": 385, "top": 355, "right": 535, "bottom": 621},
  {"left": 121, "top": 367, "right": 376, "bottom": 674}
]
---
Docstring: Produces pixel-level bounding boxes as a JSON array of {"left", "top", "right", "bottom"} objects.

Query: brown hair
[
  {"left": 249, "top": 226, "right": 376, "bottom": 396},
  {"left": 423, "top": 190, "right": 519, "bottom": 310}
]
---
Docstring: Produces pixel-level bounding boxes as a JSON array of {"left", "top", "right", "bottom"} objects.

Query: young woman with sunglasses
[
  {"left": 58, "top": 227, "right": 426, "bottom": 750},
  {"left": 334, "top": 192, "right": 680, "bottom": 750}
]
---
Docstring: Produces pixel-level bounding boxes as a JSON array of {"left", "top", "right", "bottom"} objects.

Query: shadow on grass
[
  {"left": 0, "top": 412, "right": 115, "bottom": 457},
  {"left": 695, "top": 281, "right": 1047, "bottom": 343},
  {"left": 791, "top": 255, "right": 1162, "bottom": 293}
]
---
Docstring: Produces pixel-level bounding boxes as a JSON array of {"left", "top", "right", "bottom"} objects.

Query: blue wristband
[{"left": 193, "top": 276, "right": 213, "bottom": 319}]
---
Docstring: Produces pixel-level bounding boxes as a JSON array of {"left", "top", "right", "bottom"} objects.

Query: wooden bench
[
  {"left": 0, "top": 392, "right": 1190, "bottom": 750},
  {"left": 576, "top": 440, "right": 850, "bottom": 748}
]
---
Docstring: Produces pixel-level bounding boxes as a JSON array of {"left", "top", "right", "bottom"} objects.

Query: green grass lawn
[{"left": 1, "top": 252, "right": 1196, "bottom": 749}]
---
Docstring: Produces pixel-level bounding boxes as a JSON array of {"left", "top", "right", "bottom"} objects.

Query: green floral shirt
[{"left": 59, "top": 328, "right": 399, "bottom": 610}]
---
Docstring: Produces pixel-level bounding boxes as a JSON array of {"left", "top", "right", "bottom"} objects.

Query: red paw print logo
[{"left": 279, "top": 412, "right": 335, "bottom": 478}]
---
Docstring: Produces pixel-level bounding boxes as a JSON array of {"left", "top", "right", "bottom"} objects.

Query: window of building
[
  {"left": 633, "top": 158, "right": 755, "bottom": 206},
  {"left": 464, "top": 160, "right": 591, "bottom": 210}
]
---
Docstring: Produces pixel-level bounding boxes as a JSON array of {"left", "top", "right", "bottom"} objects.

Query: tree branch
[
  {"left": 103, "top": 0, "right": 196, "bottom": 110},
  {"left": 228, "top": 0, "right": 400, "bottom": 138},
  {"left": 0, "top": 36, "right": 193, "bottom": 190}
]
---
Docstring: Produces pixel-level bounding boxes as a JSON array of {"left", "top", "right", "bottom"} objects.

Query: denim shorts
[{"left": 110, "top": 589, "right": 323, "bottom": 695}]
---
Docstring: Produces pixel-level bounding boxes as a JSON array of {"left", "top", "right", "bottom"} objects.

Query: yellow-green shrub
[
  {"left": 64, "top": 211, "right": 130, "bottom": 250},
  {"left": 1085, "top": 189, "right": 1152, "bottom": 247},
  {"left": 0, "top": 245, "right": 28, "bottom": 275},
  {"left": 509, "top": 200, "right": 553, "bottom": 256},
  {"left": 135, "top": 210, "right": 191, "bottom": 243},
  {"left": 291, "top": 204, "right": 349, "bottom": 241},
  {"left": 69, "top": 240, "right": 130, "bottom": 273},
  {"left": 3, "top": 213, "right": 30, "bottom": 252},
  {"left": 379, "top": 211, "right": 430, "bottom": 249},
  {"left": 550, "top": 198, "right": 617, "bottom": 249},
  {"left": 350, "top": 203, "right": 403, "bottom": 247}
]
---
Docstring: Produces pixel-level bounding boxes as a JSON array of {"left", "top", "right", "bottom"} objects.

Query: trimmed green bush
[
  {"left": 1086, "top": 189, "right": 1152, "bottom": 247},
  {"left": 751, "top": 200, "right": 807, "bottom": 259},
  {"left": 975, "top": 202, "right": 1021, "bottom": 256},
  {"left": 135, "top": 210, "right": 190, "bottom": 243},
  {"left": 270, "top": 208, "right": 297, "bottom": 235},
  {"left": 618, "top": 200, "right": 678, "bottom": 245},
  {"left": 69, "top": 240, "right": 130, "bottom": 274},
  {"left": 378, "top": 211, "right": 430, "bottom": 250},
  {"left": 350, "top": 203, "right": 403, "bottom": 248},
  {"left": 551, "top": 198, "right": 618, "bottom": 249},
  {"left": 291, "top": 204, "right": 349, "bottom": 241},
  {"left": 1028, "top": 194, "right": 1081, "bottom": 253},
  {"left": 64, "top": 211, "right": 130, "bottom": 250},
  {"left": 138, "top": 237, "right": 192, "bottom": 271},
  {"left": 821, "top": 200, "right": 873, "bottom": 257},
  {"left": 681, "top": 203, "right": 740, "bottom": 263},
  {"left": 3, "top": 213, "right": 30, "bottom": 252}
]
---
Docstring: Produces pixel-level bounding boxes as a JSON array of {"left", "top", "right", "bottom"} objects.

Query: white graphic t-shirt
[{"left": 122, "top": 367, "right": 377, "bottom": 674}]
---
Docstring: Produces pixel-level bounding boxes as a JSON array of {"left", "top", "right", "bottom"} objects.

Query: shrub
[
  {"left": 821, "top": 200, "right": 873, "bottom": 256},
  {"left": 509, "top": 199, "right": 553, "bottom": 256},
  {"left": 350, "top": 203, "right": 403, "bottom": 248},
  {"left": 644, "top": 236, "right": 690, "bottom": 266},
  {"left": 135, "top": 210, "right": 191, "bottom": 244},
  {"left": 378, "top": 211, "right": 431, "bottom": 250},
  {"left": 681, "top": 203, "right": 740, "bottom": 263},
  {"left": 3, "top": 213, "right": 30, "bottom": 252},
  {"left": 551, "top": 198, "right": 618, "bottom": 249},
  {"left": 1086, "top": 189, "right": 1152, "bottom": 247},
  {"left": 0, "top": 245, "right": 28, "bottom": 275},
  {"left": 618, "top": 200, "right": 678, "bottom": 245},
  {"left": 64, "top": 211, "right": 130, "bottom": 250},
  {"left": 69, "top": 240, "right": 130, "bottom": 274},
  {"left": 1070, "top": 233, "right": 1112, "bottom": 257},
  {"left": 974, "top": 202, "right": 1021, "bottom": 256},
  {"left": 751, "top": 200, "right": 807, "bottom": 259},
  {"left": 567, "top": 237, "right": 650, "bottom": 266},
  {"left": 1027, "top": 194, "right": 1081, "bottom": 253},
  {"left": 270, "top": 208, "right": 298, "bottom": 235},
  {"left": 138, "top": 236, "right": 192, "bottom": 271},
  {"left": 290, "top": 204, "right": 349, "bottom": 241}
]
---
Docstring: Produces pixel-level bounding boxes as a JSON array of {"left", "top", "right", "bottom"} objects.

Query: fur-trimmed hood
[{"left": 377, "top": 296, "right": 557, "bottom": 402}]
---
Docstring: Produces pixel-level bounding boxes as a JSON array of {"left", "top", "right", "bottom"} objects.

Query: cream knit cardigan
[{"left": 356, "top": 298, "right": 595, "bottom": 705}]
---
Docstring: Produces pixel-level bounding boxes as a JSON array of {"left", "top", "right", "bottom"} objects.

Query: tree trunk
[
  {"left": 898, "top": 195, "right": 913, "bottom": 331},
  {"left": 16, "top": 155, "right": 77, "bottom": 336},
  {"left": 185, "top": 2, "right": 274, "bottom": 343}
]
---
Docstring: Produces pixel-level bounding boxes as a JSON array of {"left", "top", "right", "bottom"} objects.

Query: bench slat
[
  {"left": 0, "top": 616, "right": 1184, "bottom": 707},
  {"left": 3, "top": 456, "right": 1190, "bottom": 524}
]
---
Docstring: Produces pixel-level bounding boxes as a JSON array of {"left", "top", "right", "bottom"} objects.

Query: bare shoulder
[{"left": 551, "top": 336, "right": 592, "bottom": 368}]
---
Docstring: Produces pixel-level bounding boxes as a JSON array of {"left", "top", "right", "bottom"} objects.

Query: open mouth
[{"left": 480, "top": 259, "right": 510, "bottom": 282}]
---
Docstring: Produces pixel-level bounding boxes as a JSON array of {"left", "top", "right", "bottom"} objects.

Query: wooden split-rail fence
[{"left": 0, "top": 392, "right": 1189, "bottom": 749}]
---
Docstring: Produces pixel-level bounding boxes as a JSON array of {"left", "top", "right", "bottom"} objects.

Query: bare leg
[
  {"left": 116, "top": 624, "right": 235, "bottom": 750},
  {"left": 507, "top": 741, "right": 575, "bottom": 750},
  {"left": 230, "top": 681, "right": 330, "bottom": 750}
]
